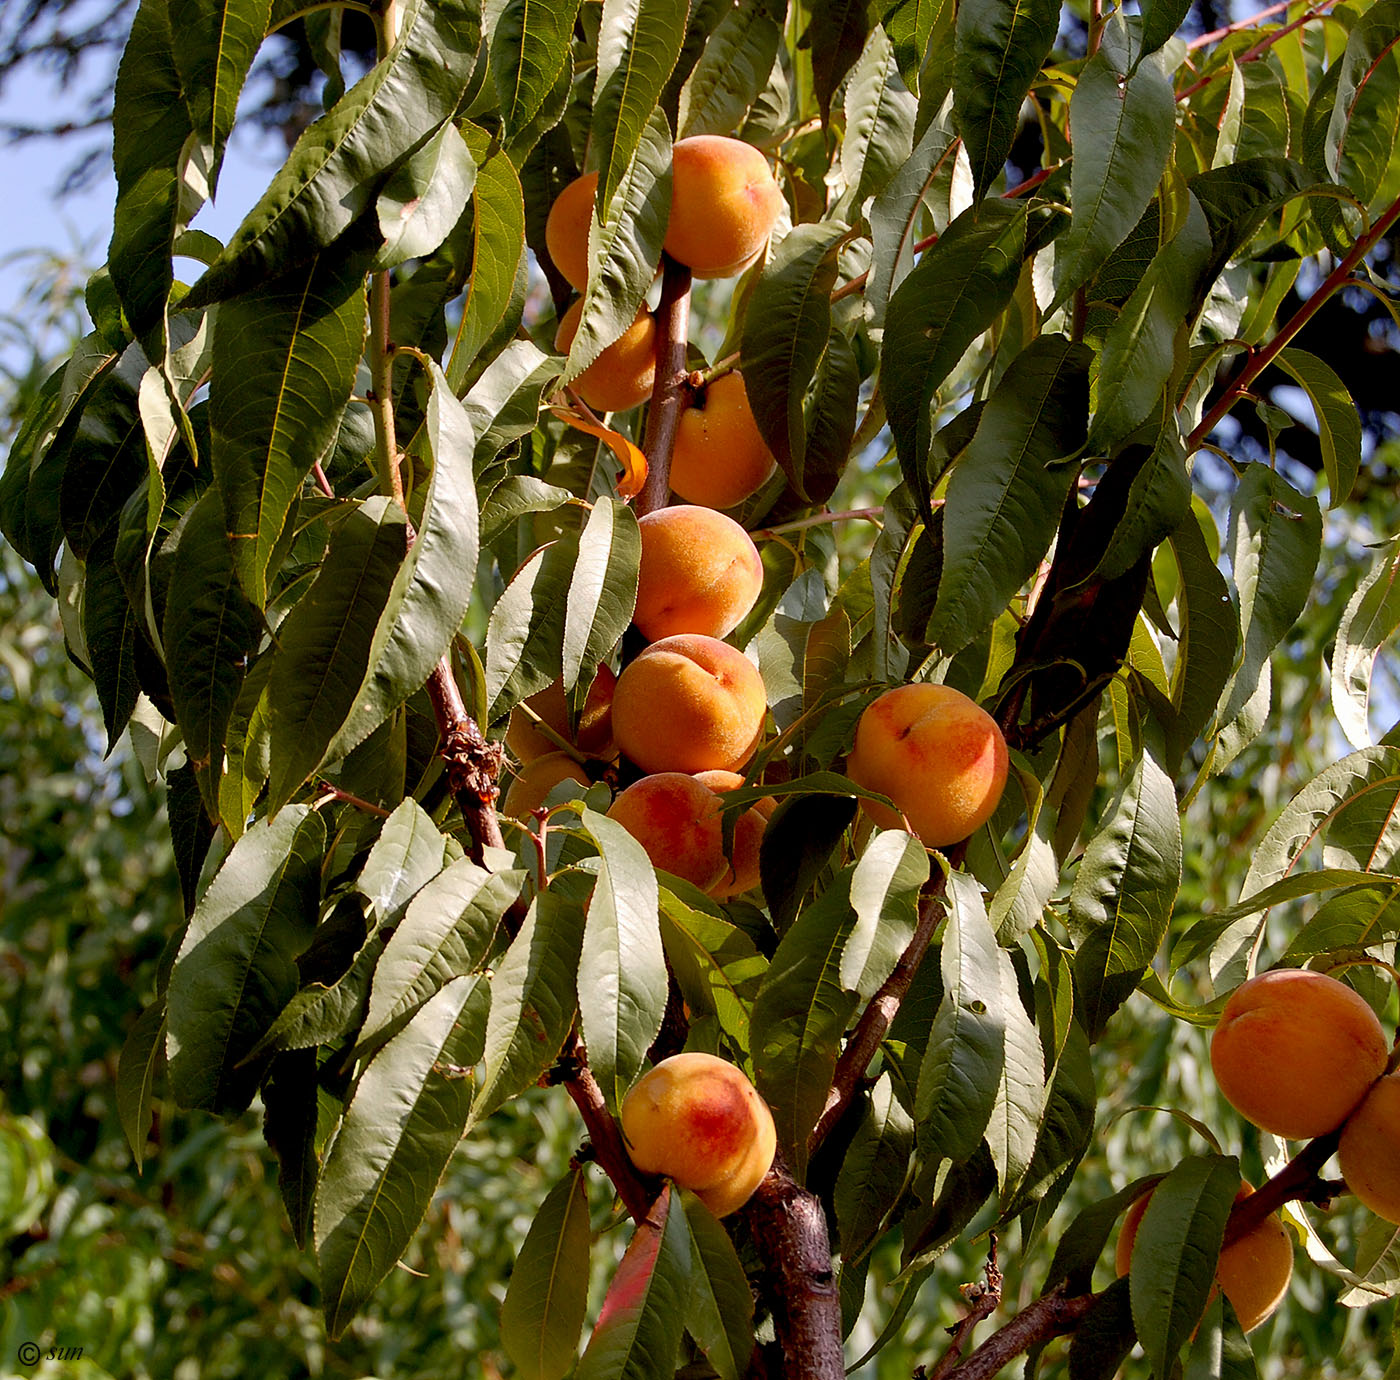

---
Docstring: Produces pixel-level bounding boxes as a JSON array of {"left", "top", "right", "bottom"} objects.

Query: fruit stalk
[{"left": 635, "top": 254, "right": 693, "bottom": 516}]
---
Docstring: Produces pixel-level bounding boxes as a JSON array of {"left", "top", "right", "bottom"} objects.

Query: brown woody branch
[
  {"left": 427, "top": 660, "right": 505, "bottom": 866},
  {"left": 938, "top": 1285, "right": 1098, "bottom": 1380},
  {"left": 635, "top": 254, "right": 694, "bottom": 517},
  {"left": 924, "top": 1238, "right": 1004, "bottom": 1380}
]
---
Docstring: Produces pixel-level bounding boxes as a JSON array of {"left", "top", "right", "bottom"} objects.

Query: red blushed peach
[
  {"left": 1210, "top": 968, "right": 1388, "bottom": 1140},
  {"left": 502, "top": 751, "right": 592, "bottom": 819},
  {"left": 845, "top": 683, "right": 1009, "bottom": 848},
  {"left": 612, "top": 634, "right": 767, "bottom": 775},
  {"left": 664, "top": 136, "right": 783, "bottom": 279},
  {"left": 669, "top": 372, "right": 777, "bottom": 511},
  {"left": 1339, "top": 1073, "right": 1400, "bottom": 1223},
  {"left": 693, "top": 769, "right": 775, "bottom": 899},
  {"left": 554, "top": 298, "right": 657, "bottom": 414},
  {"left": 505, "top": 667, "right": 617, "bottom": 765},
  {"left": 634, "top": 506, "right": 764, "bottom": 641},
  {"left": 620, "top": 1051, "right": 777, "bottom": 1217},
  {"left": 606, "top": 772, "right": 728, "bottom": 891},
  {"left": 544, "top": 171, "right": 598, "bottom": 291}
]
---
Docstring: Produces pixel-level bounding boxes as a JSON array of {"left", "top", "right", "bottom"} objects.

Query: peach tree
[{"left": 4, "top": 0, "right": 1400, "bottom": 1375}]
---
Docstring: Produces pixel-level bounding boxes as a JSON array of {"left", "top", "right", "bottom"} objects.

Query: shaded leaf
[
  {"left": 683, "top": 1191, "right": 756, "bottom": 1380},
  {"left": 492, "top": 0, "right": 582, "bottom": 151},
  {"left": 1332, "top": 537, "right": 1400, "bottom": 749}
]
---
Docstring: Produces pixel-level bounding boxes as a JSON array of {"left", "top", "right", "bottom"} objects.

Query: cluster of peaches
[{"left": 1117, "top": 967, "right": 1400, "bottom": 1334}]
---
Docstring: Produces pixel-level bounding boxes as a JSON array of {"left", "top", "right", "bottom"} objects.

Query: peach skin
[{"left": 634, "top": 505, "right": 764, "bottom": 641}]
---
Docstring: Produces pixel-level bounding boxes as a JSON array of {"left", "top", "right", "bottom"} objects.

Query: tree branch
[
  {"left": 635, "top": 254, "right": 693, "bottom": 516},
  {"left": 924, "top": 1238, "right": 1004, "bottom": 1380},
  {"left": 426, "top": 660, "right": 505, "bottom": 865},
  {"left": 938, "top": 1285, "right": 1097, "bottom": 1380}
]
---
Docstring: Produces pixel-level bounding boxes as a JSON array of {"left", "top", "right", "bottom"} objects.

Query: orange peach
[
  {"left": 612, "top": 634, "right": 767, "bottom": 775},
  {"left": 1339, "top": 1072, "right": 1400, "bottom": 1222},
  {"left": 694, "top": 769, "right": 776, "bottom": 899},
  {"left": 669, "top": 372, "right": 777, "bottom": 510},
  {"left": 554, "top": 298, "right": 657, "bottom": 414},
  {"left": 1117, "top": 1182, "right": 1293, "bottom": 1335},
  {"left": 620, "top": 1051, "right": 777, "bottom": 1217},
  {"left": 664, "top": 136, "right": 783, "bottom": 279},
  {"left": 606, "top": 772, "right": 728, "bottom": 891},
  {"left": 544, "top": 171, "right": 598, "bottom": 290},
  {"left": 845, "top": 683, "right": 1009, "bottom": 848},
  {"left": 1210, "top": 968, "right": 1388, "bottom": 1140},
  {"left": 502, "top": 751, "right": 592, "bottom": 819},
  {"left": 634, "top": 505, "right": 764, "bottom": 641},
  {"left": 505, "top": 667, "right": 617, "bottom": 765}
]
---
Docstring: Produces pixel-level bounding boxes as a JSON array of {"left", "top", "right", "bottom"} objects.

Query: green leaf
[
  {"left": 579, "top": 810, "right": 668, "bottom": 1113},
  {"left": 682, "top": 1190, "right": 756, "bottom": 1380},
  {"left": 841, "top": 829, "right": 928, "bottom": 999},
  {"left": 188, "top": 0, "right": 482, "bottom": 305},
  {"left": 838, "top": 24, "right": 917, "bottom": 212},
  {"left": 1333, "top": 537, "right": 1400, "bottom": 749},
  {"left": 83, "top": 537, "right": 142, "bottom": 751},
  {"left": 575, "top": 1186, "right": 691, "bottom": 1380},
  {"left": 325, "top": 366, "right": 481, "bottom": 761},
  {"left": 374, "top": 120, "right": 478, "bottom": 270},
  {"left": 925, "top": 335, "right": 1090, "bottom": 654},
  {"left": 564, "top": 498, "right": 639, "bottom": 707},
  {"left": 354, "top": 797, "right": 455, "bottom": 922},
  {"left": 210, "top": 244, "right": 369, "bottom": 605},
  {"left": 167, "top": 806, "right": 325, "bottom": 1112},
  {"left": 472, "top": 890, "right": 585, "bottom": 1124},
  {"left": 834, "top": 1072, "right": 915, "bottom": 1258},
  {"left": 261, "top": 1048, "right": 321, "bottom": 1248},
  {"left": 492, "top": 0, "right": 582, "bottom": 150},
  {"left": 1322, "top": 0, "right": 1400, "bottom": 187},
  {"left": 884, "top": 201, "right": 1028, "bottom": 519},
  {"left": 806, "top": 0, "right": 871, "bottom": 123},
  {"left": 500, "top": 1167, "right": 593, "bottom": 1380},
  {"left": 1129, "top": 1154, "right": 1240, "bottom": 1380},
  {"left": 265, "top": 498, "right": 410, "bottom": 813},
  {"left": 677, "top": 0, "right": 784, "bottom": 138},
  {"left": 315, "top": 976, "right": 485, "bottom": 1337},
  {"left": 1053, "top": 31, "right": 1175, "bottom": 306},
  {"left": 1067, "top": 1277, "right": 1136, "bottom": 1380},
  {"left": 1136, "top": 0, "right": 1190, "bottom": 63},
  {"left": 658, "top": 893, "right": 767, "bottom": 1053},
  {"left": 953, "top": 0, "right": 1059, "bottom": 201},
  {"left": 760, "top": 791, "right": 859, "bottom": 930},
  {"left": 1070, "top": 748, "right": 1182, "bottom": 1040},
  {"left": 167, "top": 759, "right": 217, "bottom": 915},
  {"left": 163, "top": 488, "right": 265, "bottom": 811},
  {"left": 117, "top": 1001, "right": 166, "bottom": 1168},
  {"left": 1271, "top": 347, "right": 1363, "bottom": 510},
  {"left": 593, "top": 0, "right": 689, "bottom": 214}
]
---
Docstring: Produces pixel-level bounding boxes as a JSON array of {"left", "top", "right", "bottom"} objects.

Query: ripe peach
[
  {"left": 544, "top": 171, "right": 598, "bottom": 291},
  {"left": 505, "top": 667, "right": 617, "bottom": 765},
  {"left": 668, "top": 372, "right": 777, "bottom": 510},
  {"left": 634, "top": 505, "right": 764, "bottom": 641},
  {"left": 611, "top": 634, "right": 767, "bottom": 775},
  {"left": 664, "top": 136, "right": 783, "bottom": 279},
  {"left": 620, "top": 1051, "right": 777, "bottom": 1217},
  {"left": 1339, "top": 1072, "right": 1400, "bottom": 1222},
  {"left": 606, "top": 772, "right": 728, "bottom": 891},
  {"left": 502, "top": 751, "right": 592, "bottom": 819},
  {"left": 694, "top": 769, "right": 776, "bottom": 899},
  {"left": 554, "top": 298, "right": 657, "bottom": 414},
  {"left": 845, "top": 683, "right": 1009, "bottom": 848},
  {"left": 1116, "top": 1182, "right": 1293, "bottom": 1334},
  {"left": 1210, "top": 968, "right": 1388, "bottom": 1140}
]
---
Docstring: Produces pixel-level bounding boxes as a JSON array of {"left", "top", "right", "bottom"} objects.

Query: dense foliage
[{"left": 4, "top": 0, "right": 1400, "bottom": 1377}]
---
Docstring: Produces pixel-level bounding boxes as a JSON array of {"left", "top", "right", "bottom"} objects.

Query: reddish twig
[
  {"left": 938, "top": 1285, "right": 1097, "bottom": 1380},
  {"left": 924, "top": 1238, "right": 1004, "bottom": 1380},
  {"left": 1178, "top": 1, "right": 1339, "bottom": 103},
  {"left": 635, "top": 255, "right": 694, "bottom": 516},
  {"left": 1224, "top": 1129, "right": 1345, "bottom": 1245},
  {"left": 1187, "top": 0, "right": 1310, "bottom": 48}
]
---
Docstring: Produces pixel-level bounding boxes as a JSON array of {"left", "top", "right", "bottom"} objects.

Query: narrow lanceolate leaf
[
  {"left": 325, "top": 367, "right": 481, "bottom": 761},
  {"left": 563, "top": 499, "right": 640, "bottom": 707},
  {"left": 1069, "top": 749, "right": 1182, "bottom": 1040},
  {"left": 838, "top": 25, "right": 917, "bottom": 212},
  {"left": 1333, "top": 538, "right": 1400, "bottom": 749},
  {"left": 575, "top": 1186, "right": 692, "bottom": 1380},
  {"left": 884, "top": 201, "right": 1028, "bottom": 520},
  {"left": 1052, "top": 32, "right": 1175, "bottom": 306},
  {"left": 501, "top": 1168, "right": 594, "bottom": 1380},
  {"left": 109, "top": 0, "right": 193, "bottom": 355},
  {"left": 117, "top": 1002, "right": 166, "bottom": 1169},
  {"left": 834, "top": 1073, "right": 916, "bottom": 1258},
  {"left": 953, "top": 0, "right": 1060, "bottom": 200},
  {"left": 677, "top": 0, "right": 784, "bottom": 138},
  {"left": 354, "top": 797, "right": 454, "bottom": 922},
  {"left": 925, "top": 336, "right": 1090, "bottom": 654},
  {"left": 841, "top": 829, "right": 928, "bottom": 999},
  {"left": 316, "top": 977, "right": 484, "bottom": 1338},
  {"left": 1129, "top": 1155, "right": 1240, "bottom": 1380},
  {"left": 1271, "top": 348, "right": 1363, "bottom": 509},
  {"left": 593, "top": 0, "right": 689, "bottom": 214},
  {"left": 188, "top": 0, "right": 482, "bottom": 305},
  {"left": 1137, "top": 0, "right": 1192, "bottom": 63},
  {"left": 166, "top": 807, "right": 325, "bottom": 1113},
  {"left": 374, "top": 120, "right": 478, "bottom": 269},
  {"left": 492, "top": 0, "right": 582, "bottom": 149},
  {"left": 683, "top": 1191, "right": 756, "bottom": 1380},
  {"left": 266, "top": 498, "right": 410, "bottom": 812},
  {"left": 262, "top": 1048, "right": 320, "bottom": 1249},
  {"left": 1323, "top": 0, "right": 1400, "bottom": 185},
  {"left": 163, "top": 488, "right": 265, "bottom": 812},
  {"left": 472, "top": 891, "right": 586, "bottom": 1125},
  {"left": 579, "top": 811, "right": 667, "bottom": 1113},
  {"left": 83, "top": 539, "right": 142, "bottom": 751},
  {"left": 211, "top": 244, "right": 368, "bottom": 604},
  {"left": 1184, "top": 1297, "right": 1263, "bottom": 1380},
  {"left": 807, "top": 0, "right": 871, "bottom": 122}
]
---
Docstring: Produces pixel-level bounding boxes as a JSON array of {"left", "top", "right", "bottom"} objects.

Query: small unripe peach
[
  {"left": 1339, "top": 1072, "right": 1400, "bottom": 1222},
  {"left": 544, "top": 171, "right": 598, "bottom": 290},
  {"left": 612, "top": 634, "right": 767, "bottom": 775},
  {"left": 665, "top": 136, "right": 783, "bottom": 279},
  {"left": 606, "top": 772, "right": 728, "bottom": 891},
  {"left": 620, "top": 1051, "right": 777, "bottom": 1217},
  {"left": 669, "top": 372, "right": 777, "bottom": 511},
  {"left": 1116, "top": 1182, "right": 1293, "bottom": 1334},
  {"left": 634, "top": 506, "right": 764, "bottom": 641},
  {"left": 845, "top": 683, "right": 1009, "bottom": 848},
  {"left": 1210, "top": 968, "right": 1388, "bottom": 1140},
  {"left": 502, "top": 751, "right": 591, "bottom": 819},
  {"left": 694, "top": 769, "right": 775, "bottom": 899},
  {"left": 505, "top": 667, "right": 617, "bottom": 765},
  {"left": 554, "top": 298, "right": 657, "bottom": 414}
]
